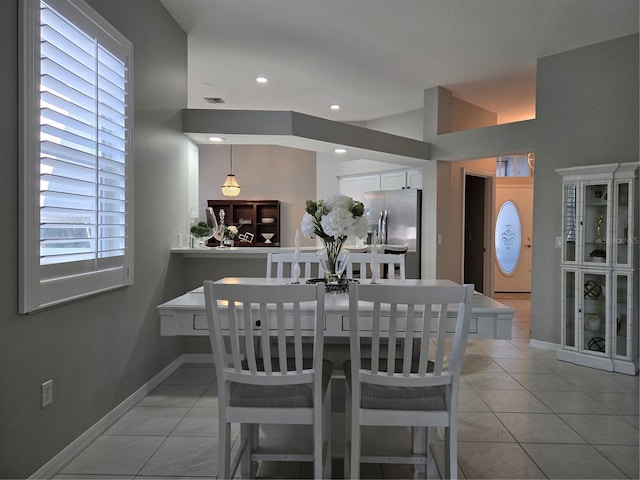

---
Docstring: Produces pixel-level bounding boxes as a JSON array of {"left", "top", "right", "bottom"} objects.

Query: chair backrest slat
[
  {"left": 348, "top": 282, "right": 474, "bottom": 389},
  {"left": 402, "top": 304, "right": 415, "bottom": 375},
  {"left": 243, "top": 300, "right": 258, "bottom": 373},
  {"left": 259, "top": 303, "right": 272, "bottom": 374},
  {"left": 228, "top": 302, "right": 243, "bottom": 372},
  {"left": 371, "top": 303, "right": 381, "bottom": 374},
  {"left": 293, "top": 302, "right": 303, "bottom": 372},
  {"left": 386, "top": 303, "right": 398, "bottom": 375},
  {"left": 434, "top": 303, "right": 448, "bottom": 375},
  {"left": 418, "top": 305, "right": 430, "bottom": 375},
  {"left": 276, "top": 303, "right": 287, "bottom": 374}
]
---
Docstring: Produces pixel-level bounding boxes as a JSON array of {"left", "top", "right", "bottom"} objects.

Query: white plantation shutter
[{"left": 20, "top": 0, "right": 133, "bottom": 313}]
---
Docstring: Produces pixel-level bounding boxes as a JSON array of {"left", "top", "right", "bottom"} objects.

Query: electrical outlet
[
  {"left": 555, "top": 236, "right": 563, "bottom": 248},
  {"left": 42, "top": 380, "right": 53, "bottom": 407}
]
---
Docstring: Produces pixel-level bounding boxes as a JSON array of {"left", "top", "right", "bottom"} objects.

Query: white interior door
[{"left": 494, "top": 177, "right": 533, "bottom": 293}]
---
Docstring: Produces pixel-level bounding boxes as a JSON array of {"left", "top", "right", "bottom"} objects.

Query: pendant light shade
[{"left": 221, "top": 145, "right": 241, "bottom": 197}]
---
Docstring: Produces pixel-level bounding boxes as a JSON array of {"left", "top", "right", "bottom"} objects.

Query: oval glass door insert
[{"left": 495, "top": 200, "right": 522, "bottom": 275}]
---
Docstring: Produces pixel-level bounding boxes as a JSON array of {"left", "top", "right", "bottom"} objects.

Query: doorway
[
  {"left": 463, "top": 173, "right": 492, "bottom": 294},
  {"left": 494, "top": 177, "right": 534, "bottom": 293}
]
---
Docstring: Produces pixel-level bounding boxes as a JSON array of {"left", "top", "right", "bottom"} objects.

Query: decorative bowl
[
  {"left": 261, "top": 233, "right": 275, "bottom": 243},
  {"left": 261, "top": 217, "right": 275, "bottom": 224},
  {"left": 585, "top": 313, "right": 601, "bottom": 332}
]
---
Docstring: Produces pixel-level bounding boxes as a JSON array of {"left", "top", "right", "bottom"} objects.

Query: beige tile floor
[{"left": 54, "top": 298, "right": 639, "bottom": 479}]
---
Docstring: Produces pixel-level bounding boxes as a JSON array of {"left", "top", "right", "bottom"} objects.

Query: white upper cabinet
[
  {"left": 340, "top": 175, "right": 381, "bottom": 201},
  {"left": 362, "top": 175, "right": 382, "bottom": 195},
  {"left": 339, "top": 176, "right": 363, "bottom": 201},
  {"left": 381, "top": 169, "right": 423, "bottom": 190},
  {"left": 340, "top": 168, "right": 422, "bottom": 200},
  {"left": 407, "top": 169, "right": 423, "bottom": 189},
  {"left": 381, "top": 171, "right": 408, "bottom": 190}
]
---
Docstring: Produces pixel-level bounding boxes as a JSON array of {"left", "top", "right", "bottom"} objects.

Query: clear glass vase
[
  {"left": 191, "top": 233, "right": 212, "bottom": 248},
  {"left": 317, "top": 237, "right": 349, "bottom": 283}
]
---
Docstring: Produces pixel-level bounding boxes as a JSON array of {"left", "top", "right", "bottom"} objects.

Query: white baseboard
[
  {"left": 29, "top": 353, "right": 211, "bottom": 479},
  {"left": 181, "top": 353, "right": 214, "bottom": 364},
  {"left": 528, "top": 339, "right": 560, "bottom": 351}
]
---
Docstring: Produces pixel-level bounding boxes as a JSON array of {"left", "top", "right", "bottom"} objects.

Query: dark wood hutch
[{"left": 207, "top": 200, "right": 281, "bottom": 247}]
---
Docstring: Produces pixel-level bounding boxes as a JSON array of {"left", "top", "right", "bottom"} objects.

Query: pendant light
[{"left": 221, "top": 145, "right": 241, "bottom": 197}]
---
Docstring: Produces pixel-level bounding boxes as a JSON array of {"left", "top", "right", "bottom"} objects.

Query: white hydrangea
[
  {"left": 322, "top": 194, "right": 351, "bottom": 210},
  {"left": 224, "top": 225, "right": 238, "bottom": 238},
  {"left": 300, "top": 194, "right": 367, "bottom": 240},
  {"left": 300, "top": 212, "right": 317, "bottom": 238},
  {"left": 350, "top": 214, "right": 369, "bottom": 238}
]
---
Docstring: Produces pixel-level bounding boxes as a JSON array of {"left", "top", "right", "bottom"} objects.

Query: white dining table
[{"left": 157, "top": 277, "right": 514, "bottom": 339}]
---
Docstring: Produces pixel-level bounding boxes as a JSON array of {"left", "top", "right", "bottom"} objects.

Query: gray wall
[
  {"left": 531, "top": 34, "right": 639, "bottom": 344},
  {"left": 0, "top": 1, "right": 190, "bottom": 477}
]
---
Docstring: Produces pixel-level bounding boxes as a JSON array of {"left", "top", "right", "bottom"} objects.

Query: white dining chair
[
  {"left": 345, "top": 252, "right": 406, "bottom": 280},
  {"left": 344, "top": 282, "right": 474, "bottom": 479},
  {"left": 265, "top": 251, "right": 325, "bottom": 280},
  {"left": 382, "top": 244, "right": 409, "bottom": 278},
  {"left": 203, "top": 281, "right": 332, "bottom": 479}
]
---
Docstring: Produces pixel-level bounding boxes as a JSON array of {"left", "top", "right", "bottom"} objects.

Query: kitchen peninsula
[
  {"left": 172, "top": 245, "right": 319, "bottom": 258},
  {"left": 170, "top": 246, "right": 323, "bottom": 293}
]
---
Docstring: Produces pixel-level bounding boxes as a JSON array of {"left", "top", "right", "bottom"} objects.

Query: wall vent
[{"left": 204, "top": 97, "right": 225, "bottom": 104}]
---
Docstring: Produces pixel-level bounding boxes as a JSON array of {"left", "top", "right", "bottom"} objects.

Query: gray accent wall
[
  {"left": 531, "top": 34, "right": 639, "bottom": 344},
  {"left": 0, "top": 1, "right": 189, "bottom": 477}
]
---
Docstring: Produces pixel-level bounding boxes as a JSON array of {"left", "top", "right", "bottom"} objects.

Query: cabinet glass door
[
  {"left": 582, "top": 183, "right": 609, "bottom": 264},
  {"left": 562, "top": 184, "right": 577, "bottom": 262},
  {"left": 613, "top": 273, "right": 631, "bottom": 358},
  {"left": 614, "top": 181, "right": 631, "bottom": 266},
  {"left": 563, "top": 270, "right": 576, "bottom": 348},
  {"left": 581, "top": 272, "right": 607, "bottom": 355}
]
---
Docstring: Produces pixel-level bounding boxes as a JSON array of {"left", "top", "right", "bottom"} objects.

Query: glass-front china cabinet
[{"left": 556, "top": 163, "right": 638, "bottom": 375}]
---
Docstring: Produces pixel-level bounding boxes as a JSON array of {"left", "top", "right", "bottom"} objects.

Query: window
[
  {"left": 495, "top": 200, "right": 522, "bottom": 275},
  {"left": 496, "top": 154, "right": 534, "bottom": 177},
  {"left": 20, "top": 0, "right": 133, "bottom": 313}
]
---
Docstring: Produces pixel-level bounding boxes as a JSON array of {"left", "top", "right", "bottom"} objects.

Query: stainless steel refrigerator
[{"left": 363, "top": 188, "right": 422, "bottom": 278}]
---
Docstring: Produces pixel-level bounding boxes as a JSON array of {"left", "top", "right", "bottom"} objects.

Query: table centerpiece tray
[{"left": 306, "top": 277, "right": 359, "bottom": 294}]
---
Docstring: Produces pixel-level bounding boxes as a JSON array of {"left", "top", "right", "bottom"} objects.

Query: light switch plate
[{"left": 555, "top": 236, "right": 563, "bottom": 248}]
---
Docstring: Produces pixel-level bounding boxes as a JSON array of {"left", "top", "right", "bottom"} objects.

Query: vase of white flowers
[
  {"left": 301, "top": 194, "right": 368, "bottom": 283},
  {"left": 221, "top": 225, "right": 238, "bottom": 247}
]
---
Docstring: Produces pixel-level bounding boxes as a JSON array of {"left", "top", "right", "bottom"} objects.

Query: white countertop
[
  {"left": 171, "top": 246, "right": 319, "bottom": 258},
  {"left": 171, "top": 245, "right": 408, "bottom": 258}
]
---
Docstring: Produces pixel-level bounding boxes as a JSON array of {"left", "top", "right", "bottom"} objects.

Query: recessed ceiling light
[
  {"left": 256, "top": 76, "right": 268, "bottom": 84},
  {"left": 330, "top": 104, "right": 341, "bottom": 110},
  {"left": 208, "top": 136, "right": 225, "bottom": 142},
  {"left": 334, "top": 148, "right": 347, "bottom": 154}
]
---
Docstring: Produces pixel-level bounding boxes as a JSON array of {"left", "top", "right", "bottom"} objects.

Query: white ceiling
[{"left": 160, "top": 0, "right": 638, "bottom": 126}]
